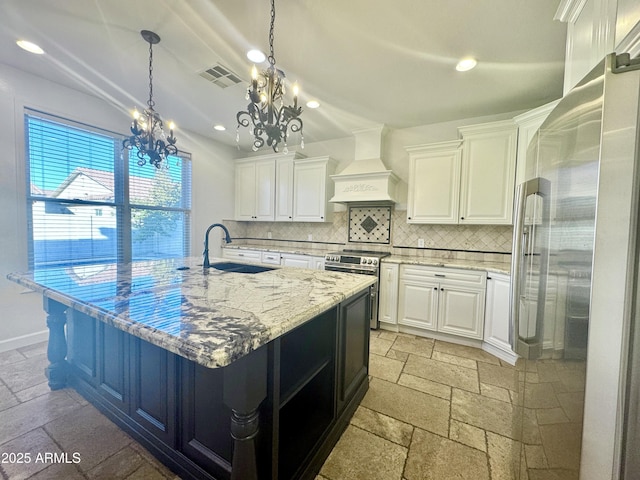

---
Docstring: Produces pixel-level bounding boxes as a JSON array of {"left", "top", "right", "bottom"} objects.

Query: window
[{"left": 25, "top": 110, "right": 191, "bottom": 269}]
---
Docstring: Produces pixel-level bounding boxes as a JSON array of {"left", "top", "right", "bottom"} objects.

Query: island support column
[
  {"left": 223, "top": 346, "right": 268, "bottom": 480},
  {"left": 43, "top": 297, "right": 68, "bottom": 390}
]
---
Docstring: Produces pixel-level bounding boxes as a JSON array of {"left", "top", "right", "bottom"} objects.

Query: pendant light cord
[
  {"left": 268, "top": 0, "right": 276, "bottom": 66},
  {"left": 147, "top": 41, "right": 155, "bottom": 109}
]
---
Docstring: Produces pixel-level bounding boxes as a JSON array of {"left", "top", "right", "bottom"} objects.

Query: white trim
[
  {"left": 0, "top": 329, "right": 48, "bottom": 353},
  {"left": 555, "top": 0, "right": 589, "bottom": 22},
  {"left": 481, "top": 342, "right": 518, "bottom": 366}
]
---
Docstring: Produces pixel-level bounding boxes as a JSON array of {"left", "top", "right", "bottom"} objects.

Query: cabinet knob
[
  {"left": 440, "top": 288, "right": 444, "bottom": 291},
  {"left": 408, "top": 217, "right": 412, "bottom": 220},
  {"left": 460, "top": 217, "right": 465, "bottom": 220},
  {"left": 433, "top": 287, "right": 437, "bottom": 291}
]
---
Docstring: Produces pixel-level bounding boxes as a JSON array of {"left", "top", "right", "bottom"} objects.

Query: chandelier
[
  {"left": 123, "top": 30, "right": 177, "bottom": 169},
  {"left": 236, "top": 0, "right": 303, "bottom": 153}
]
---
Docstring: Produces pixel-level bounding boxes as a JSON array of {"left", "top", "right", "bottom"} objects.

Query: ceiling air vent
[{"left": 199, "top": 64, "right": 243, "bottom": 89}]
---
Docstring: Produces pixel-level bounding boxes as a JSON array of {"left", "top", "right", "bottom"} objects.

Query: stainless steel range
[{"left": 324, "top": 249, "right": 390, "bottom": 328}]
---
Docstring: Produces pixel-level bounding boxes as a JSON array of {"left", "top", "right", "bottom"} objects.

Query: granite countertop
[
  {"left": 7, "top": 257, "right": 375, "bottom": 369},
  {"left": 383, "top": 255, "right": 511, "bottom": 275},
  {"left": 224, "top": 243, "right": 337, "bottom": 257}
]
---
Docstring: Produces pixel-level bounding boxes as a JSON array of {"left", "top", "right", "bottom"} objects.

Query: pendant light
[
  {"left": 123, "top": 30, "right": 177, "bottom": 169},
  {"left": 236, "top": 0, "right": 303, "bottom": 153}
]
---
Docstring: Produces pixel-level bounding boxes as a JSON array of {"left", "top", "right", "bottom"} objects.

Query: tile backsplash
[{"left": 223, "top": 209, "right": 512, "bottom": 261}]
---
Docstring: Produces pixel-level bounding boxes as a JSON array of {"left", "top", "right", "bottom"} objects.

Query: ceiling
[{"left": 0, "top": 0, "right": 567, "bottom": 151}]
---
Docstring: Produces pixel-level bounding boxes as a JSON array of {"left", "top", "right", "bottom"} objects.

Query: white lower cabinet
[
  {"left": 223, "top": 248, "right": 324, "bottom": 270},
  {"left": 221, "top": 248, "right": 262, "bottom": 263},
  {"left": 261, "top": 251, "right": 281, "bottom": 265},
  {"left": 378, "top": 263, "right": 399, "bottom": 327},
  {"left": 280, "top": 253, "right": 313, "bottom": 269},
  {"left": 483, "top": 273, "right": 514, "bottom": 355},
  {"left": 398, "top": 265, "right": 486, "bottom": 340}
]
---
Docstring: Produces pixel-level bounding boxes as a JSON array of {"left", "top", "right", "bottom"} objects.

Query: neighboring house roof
[{"left": 49, "top": 167, "right": 159, "bottom": 203}]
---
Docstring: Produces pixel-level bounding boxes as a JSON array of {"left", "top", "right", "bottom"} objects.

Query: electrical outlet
[
  {"left": 307, "top": 234, "right": 313, "bottom": 241},
  {"left": 418, "top": 238, "right": 425, "bottom": 248},
  {"left": 267, "top": 231, "right": 272, "bottom": 239}
]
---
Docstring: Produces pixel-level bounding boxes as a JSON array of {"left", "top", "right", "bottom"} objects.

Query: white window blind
[{"left": 25, "top": 110, "right": 192, "bottom": 269}]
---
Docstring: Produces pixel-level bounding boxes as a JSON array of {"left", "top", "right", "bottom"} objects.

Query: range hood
[{"left": 330, "top": 126, "right": 399, "bottom": 204}]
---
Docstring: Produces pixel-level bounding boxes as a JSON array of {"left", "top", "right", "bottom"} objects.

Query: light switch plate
[{"left": 418, "top": 238, "right": 425, "bottom": 248}]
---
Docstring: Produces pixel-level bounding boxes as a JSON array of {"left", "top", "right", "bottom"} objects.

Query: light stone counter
[
  {"left": 7, "top": 257, "right": 375, "bottom": 368},
  {"left": 383, "top": 255, "right": 511, "bottom": 275},
  {"left": 224, "top": 243, "right": 336, "bottom": 257}
]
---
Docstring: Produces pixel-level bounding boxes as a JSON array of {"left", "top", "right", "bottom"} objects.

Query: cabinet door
[
  {"left": 398, "top": 277, "right": 439, "bottom": 331},
  {"left": 222, "top": 248, "right": 262, "bottom": 263},
  {"left": 130, "top": 337, "right": 177, "bottom": 447},
  {"left": 406, "top": 141, "right": 461, "bottom": 224},
  {"left": 459, "top": 123, "right": 517, "bottom": 224},
  {"left": 235, "top": 162, "right": 257, "bottom": 221},
  {"left": 337, "top": 289, "right": 370, "bottom": 412},
  {"left": 281, "top": 254, "right": 312, "bottom": 269},
  {"left": 254, "top": 159, "right": 276, "bottom": 221},
  {"left": 438, "top": 284, "right": 485, "bottom": 339},
  {"left": 312, "top": 256, "right": 325, "bottom": 270},
  {"left": 483, "top": 273, "right": 513, "bottom": 353},
  {"left": 293, "top": 160, "right": 328, "bottom": 222},
  {"left": 275, "top": 157, "right": 294, "bottom": 221},
  {"left": 379, "top": 263, "right": 399, "bottom": 326}
]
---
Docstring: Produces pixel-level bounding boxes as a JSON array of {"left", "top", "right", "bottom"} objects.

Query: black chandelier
[
  {"left": 236, "top": 0, "right": 303, "bottom": 153},
  {"left": 123, "top": 30, "right": 177, "bottom": 169}
]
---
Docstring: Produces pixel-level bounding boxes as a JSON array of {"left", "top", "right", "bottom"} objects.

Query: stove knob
[
  {"left": 373, "top": 259, "right": 378, "bottom": 265},
  {"left": 367, "top": 259, "right": 373, "bottom": 264}
]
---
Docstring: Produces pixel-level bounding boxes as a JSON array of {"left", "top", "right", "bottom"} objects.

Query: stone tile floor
[{"left": 0, "top": 332, "right": 584, "bottom": 479}]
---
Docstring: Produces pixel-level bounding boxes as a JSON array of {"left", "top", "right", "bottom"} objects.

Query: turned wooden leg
[
  {"left": 43, "top": 297, "right": 68, "bottom": 390},
  {"left": 223, "top": 347, "right": 267, "bottom": 480}
]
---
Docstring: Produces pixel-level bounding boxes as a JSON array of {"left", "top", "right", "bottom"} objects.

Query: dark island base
[{"left": 43, "top": 288, "right": 371, "bottom": 480}]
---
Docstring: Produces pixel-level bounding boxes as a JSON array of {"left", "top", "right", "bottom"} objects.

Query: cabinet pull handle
[
  {"left": 433, "top": 287, "right": 437, "bottom": 291},
  {"left": 487, "top": 276, "right": 492, "bottom": 280},
  {"left": 238, "top": 253, "right": 244, "bottom": 257},
  {"left": 435, "top": 274, "right": 446, "bottom": 278}
]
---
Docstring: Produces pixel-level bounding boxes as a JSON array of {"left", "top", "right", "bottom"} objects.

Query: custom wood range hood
[{"left": 329, "top": 125, "right": 399, "bottom": 204}]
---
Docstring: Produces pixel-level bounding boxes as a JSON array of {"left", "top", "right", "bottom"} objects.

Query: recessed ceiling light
[
  {"left": 247, "top": 49, "right": 266, "bottom": 63},
  {"left": 16, "top": 40, "right": 45, "bottom": 55},
  {"left": 306, "top": 100, "right": 320, "bottom": 109},
  {"left": 213, "top": 124, "right": 226, "bottom": 131},
  {"left": 456, "top": 57, "right": 477, "bottom": 72}
]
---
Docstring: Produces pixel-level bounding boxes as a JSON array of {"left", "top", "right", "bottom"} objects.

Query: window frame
[{"left": 24, "top": 109, "right": 192, "bottom": 269}]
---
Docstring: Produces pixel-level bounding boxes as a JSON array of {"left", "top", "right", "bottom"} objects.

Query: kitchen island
[{"left": 7, "top": 257, "right": 375, "bottom": 480}]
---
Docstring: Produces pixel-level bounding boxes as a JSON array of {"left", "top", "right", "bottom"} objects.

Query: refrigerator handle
[{"left": 509, "top": 181, "right": 527, "bottom": 350}]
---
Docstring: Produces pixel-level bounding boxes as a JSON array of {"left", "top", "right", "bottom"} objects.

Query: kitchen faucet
[{"left": 203, "top": 223, "right": 232, "bottom": 268}]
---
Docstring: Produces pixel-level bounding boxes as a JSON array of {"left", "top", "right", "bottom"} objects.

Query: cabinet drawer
[
  {"left": 222, "top": 248, "right": 262, "bottom": 262},
  {"left": 261, "top": 252, "right": 282, "bottom": 265},
  {"left": 400, "top": 265, "right": 486, "bottom": 286}
]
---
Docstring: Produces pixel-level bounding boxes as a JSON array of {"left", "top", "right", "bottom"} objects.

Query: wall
[{"left": 0, "top": 63, "right": 235, "bottom": 352}]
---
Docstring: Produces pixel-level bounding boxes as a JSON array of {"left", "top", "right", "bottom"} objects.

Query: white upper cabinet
[
  {"left": 406, "top": 119, "right": 517, "bottom": 225},
  {"left": 237, "top": 152, "right": 326, "bottom": 222},
  {"left": 513, "top": 101, "right": 559, "bottom": 186},
  {"left": 556, "top": 0, "right": 640, "bottom": 92},
  {"left": 406, "top": 140, "right": 462, "bottom": 224},
  {"left": 235, "top": 158, "right": 276, "bottom": 221},
  {"left": 458, "top": 120, "right": 518, "bottom": 225},
  {"left": 291, "top": 157, "right": 336, "bottom": 222},
  {"left": 275, "top": 156, "right": 295, "bottom": 221}
]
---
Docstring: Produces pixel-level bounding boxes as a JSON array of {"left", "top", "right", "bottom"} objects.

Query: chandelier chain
[
  {"left": 268, "top": 0, "right": 276, "bottom": 66},
  {"left": 147, "top": 40, "right": 155, "bottom": 109}
]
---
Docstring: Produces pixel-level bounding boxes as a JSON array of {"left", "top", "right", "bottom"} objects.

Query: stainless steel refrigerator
[{"left": 510, "top": 52, "right": 640, "bottom": 480}]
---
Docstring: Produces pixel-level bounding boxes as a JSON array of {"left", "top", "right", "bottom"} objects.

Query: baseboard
[
  {"left": 481, "top": 342, "right": 519, "bottom": 365},
  {"left": 0, "top": 330, "right": 48, "bottom": 353}
]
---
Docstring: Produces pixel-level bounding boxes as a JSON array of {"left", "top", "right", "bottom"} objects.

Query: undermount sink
[{"left": 209, "top": 262, "right": 274, "bottom": 274}]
